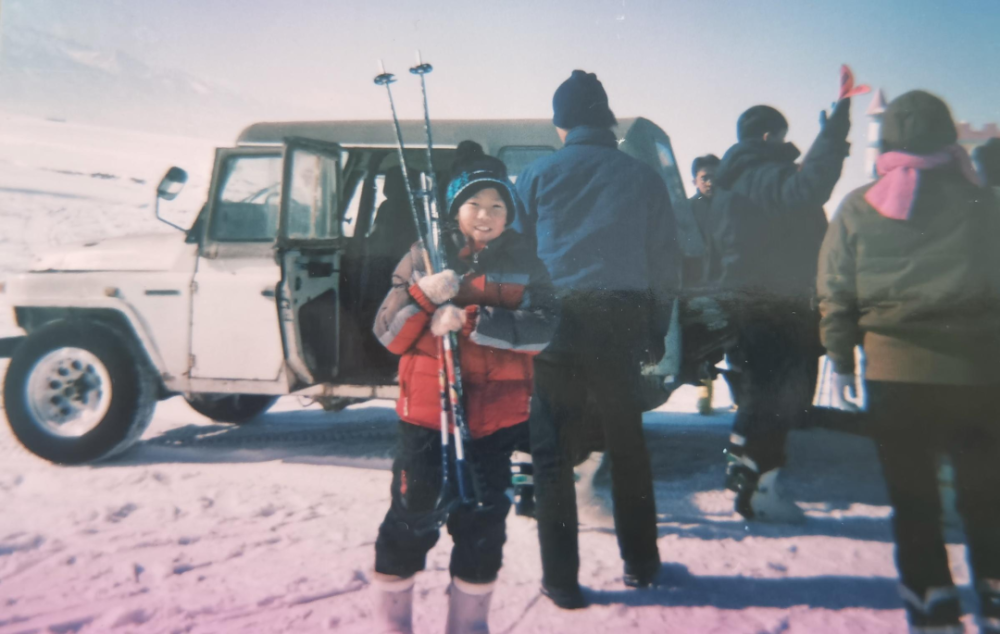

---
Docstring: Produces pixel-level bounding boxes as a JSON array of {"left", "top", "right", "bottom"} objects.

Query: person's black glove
[{"left": 819, "top": 97, "right": 851, "bottom": 140}]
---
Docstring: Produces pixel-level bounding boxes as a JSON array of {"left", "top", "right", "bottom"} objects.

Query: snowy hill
[{"left": 0, "top": 26, "right": 294, "bottom": 138}]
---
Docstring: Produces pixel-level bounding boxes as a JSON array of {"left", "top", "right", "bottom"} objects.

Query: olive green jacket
[{"left": 817, "top": 171, "right": 1000, "bottom": 384}]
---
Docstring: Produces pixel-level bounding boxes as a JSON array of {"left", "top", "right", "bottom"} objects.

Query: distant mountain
[{"left": 0, "top": 26, "right": 313, "bottom": 137}]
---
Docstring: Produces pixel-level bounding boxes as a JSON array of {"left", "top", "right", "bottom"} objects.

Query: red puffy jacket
[{"left": 373, "top": 230, "right": 557, "bottom": 438}]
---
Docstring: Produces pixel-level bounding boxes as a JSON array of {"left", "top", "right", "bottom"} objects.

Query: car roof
[{"left": 236, "top": 118, "right": 639, "bottom": 155}]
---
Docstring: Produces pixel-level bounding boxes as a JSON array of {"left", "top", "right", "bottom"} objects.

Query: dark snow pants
[
  {"left": 866, "top": 381, "right": 1000, "bottom": 596},
  {"left": 374, "top": 421, "right": 525, "bottom": 583},
  {"left": 528, "top": 292, "right": 660, "bottom": 590},
  {"left": 728, "top": 313, "right": 821, "bottom": 473}
]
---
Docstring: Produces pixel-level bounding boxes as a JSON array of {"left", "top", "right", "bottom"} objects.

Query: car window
[
  {"left": 341, "top": 177, "right": 363, "bottom": 238},
  {"left": 210, "top": 155, "right": 283, "bottom": 242},
  {"left": 284, "top": 148, "right": 339, "bottom": 241},
  {"left": 497, "top": 146, "right": 555, "bottom": 183}
]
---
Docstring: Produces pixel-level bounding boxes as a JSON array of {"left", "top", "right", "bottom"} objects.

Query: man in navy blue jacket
[{"left": 515, "top": 70, "right": 679, "bottom": 609}]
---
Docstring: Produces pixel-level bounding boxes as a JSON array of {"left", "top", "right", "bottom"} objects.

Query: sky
[{"left": 3, "top": 0, "right": 1000, "bottom": 203}]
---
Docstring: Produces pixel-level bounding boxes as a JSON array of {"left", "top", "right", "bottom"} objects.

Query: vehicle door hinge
[{"left": 190, "top": 280, "right": 198, "bottom": 293}]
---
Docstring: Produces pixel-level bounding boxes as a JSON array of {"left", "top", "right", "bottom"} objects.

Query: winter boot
[
  {"left": 724, "top": 442, "right": 760, "bottom": 519},
  {"left": 445, "top": 577, "right": 494, "bottom": 634},
  {"left": 979, "top": 578, "right": 1000, "bottom": 633},
  {"left": 750, "top": 469, "right": 806, "bottom": 524},
  {"left": 725, "top": 447, "right": 805, "bottom": 524},
  {"left": 511, "top": 461, "right": 535, "bottom": 518},
  {"left": 899, "top": 584, "right": 963, "bottom": 634},
  {"left": 623, "top": 558, "right": 662, "bottom": 589},
  {"left": 540, "top": 580, "right": 588, "bottom": 610},
  {"left": 372, "top": 572, "right": 415, "bottom": 634},
  {"left": 697, "top": 378, "right": 714, "bottom": 415}
]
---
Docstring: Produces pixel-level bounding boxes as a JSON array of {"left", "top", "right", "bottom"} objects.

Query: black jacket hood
[{"left": 715, "top": 140, "right": 801, "bottom": 189}]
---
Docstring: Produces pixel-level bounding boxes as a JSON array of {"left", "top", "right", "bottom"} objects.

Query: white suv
[{"left": 0, "top": 118, "right": 699, "bottom": 463}]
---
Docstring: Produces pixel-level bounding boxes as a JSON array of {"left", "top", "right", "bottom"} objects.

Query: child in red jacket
[{"left": 370, "top": 143, "right": 557, "bottom": 634}]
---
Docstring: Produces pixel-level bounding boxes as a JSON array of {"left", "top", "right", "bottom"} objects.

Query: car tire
[
  {"left": 3, "top": 320, "right": 157, "bottom": 464},
  {"left": 185, "top": 393, "right": 278, "bottom": 424}
]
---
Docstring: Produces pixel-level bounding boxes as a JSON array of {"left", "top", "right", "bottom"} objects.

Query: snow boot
[
  {"left": 725, "top": 447, "right": 805, "bottom": 524},
  {"left": 979, "top": 578, "right": 1000, "bottom": 633},
  {"left": 623, "top": 558, "right": 661, "bottom": 589},
  {"left": 749, "top": 469, "right": 806, "bottom": 524},
  {"left": 899, "top": 584, "right": 963, "bottom": 634},
  {"left": 540, "top": 580, "right": 588, "bottom": 610},
  {"left": 372, "top": 572, "right": 415, "bottom": 634},
  {"left": 445, "top": 577, "right": 494, "bottom": 634}
]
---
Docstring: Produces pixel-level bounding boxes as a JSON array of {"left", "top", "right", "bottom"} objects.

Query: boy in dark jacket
[
  {"left": 687, "top": 153, "right": 742, "bottom": 413},
  {"left": 819, "top": 90, "right": 1000, "bottom": 634},
  {"left": 370, "top": 147, "right": 557, "bottom": 634},
  {"left": 514, "top": 70, "right": 679, "bottom": 608},
  {"left": 716, "top": 98, "right": 852, "bottom": 523}
]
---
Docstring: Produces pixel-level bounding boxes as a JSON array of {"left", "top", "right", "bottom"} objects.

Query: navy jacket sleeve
[
  {"left": 753, "top": 99, "right": 851, "bottom": 217},
  {"left": 513, "top": 166, "right": 539, "bottom": 253}
]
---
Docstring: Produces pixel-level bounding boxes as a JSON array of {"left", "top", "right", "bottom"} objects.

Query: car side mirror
[{"left": 157, "top": 166, "right": 188, "bottom": 201}]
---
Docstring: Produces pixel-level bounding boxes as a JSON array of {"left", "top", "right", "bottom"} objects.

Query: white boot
[
  {"left": 445, "top": 577, "right": 494, "bottom": 634},
  {"left": 749, "top": 469, "right": 806, "bottom": 525},
  {"left": 372, "top": 572, "right": 415, "bottom": 634}
]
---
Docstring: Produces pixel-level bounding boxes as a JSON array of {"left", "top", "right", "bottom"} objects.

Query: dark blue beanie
[
  {"left": 446, "top": 150, "right": 518, "bottom": 225},
  {"left": 552, "top": 70, "right": 617, "bottom": 130}
]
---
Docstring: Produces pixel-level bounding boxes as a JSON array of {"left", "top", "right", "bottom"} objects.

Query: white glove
[
  {"left": 832, "top": 373, "right": 860, "bottom": 412},
  {"left": 430, "top": 303, "right": 466, "bottom": 336},
  {"left": 417, "top": 269, "right": 461, "bottom": 305}
]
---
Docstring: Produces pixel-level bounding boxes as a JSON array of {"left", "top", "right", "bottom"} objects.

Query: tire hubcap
[{"left": 26, "top": 347, "right": 113, "bottom": 437}]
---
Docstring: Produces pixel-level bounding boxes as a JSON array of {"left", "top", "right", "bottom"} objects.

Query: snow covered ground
[
  {"left": 0, "top": 116, "right": 983, "bottom": 633},
  {"left": 3, "top": 382, "right": 978, "bottom": 634}
]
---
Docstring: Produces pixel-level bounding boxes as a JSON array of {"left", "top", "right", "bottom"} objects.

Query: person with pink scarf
[{"left": 818, "top": 90, "right": 1000, "bottom": 634}]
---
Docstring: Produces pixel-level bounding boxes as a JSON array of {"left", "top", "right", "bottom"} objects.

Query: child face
[
  {"left": 457, "top": 187, "right": 507, "bottom": 244},
  {"left": 694, "top": 167, "right": 715, "bottom": 197}
]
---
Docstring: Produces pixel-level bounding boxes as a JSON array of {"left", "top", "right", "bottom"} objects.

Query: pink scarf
[{"left": 865, "top": 144, "right": 981, "bottom": 220}]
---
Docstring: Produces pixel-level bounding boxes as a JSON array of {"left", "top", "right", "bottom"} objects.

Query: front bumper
[{"left": 0, "top": 336, "right": 24, "bottom": 358}]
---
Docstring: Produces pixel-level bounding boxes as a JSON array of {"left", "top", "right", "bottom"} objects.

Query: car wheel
[
  {"left": 3, "top": 320, "right": 157, "bottom": 464},
  {"left": 185, "top": 393, "right": 278, "bottom": 424}
]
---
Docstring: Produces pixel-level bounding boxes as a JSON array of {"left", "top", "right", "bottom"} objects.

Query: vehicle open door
[
  {"left": 275, "top": 138, "right": 343, "bottom": 387},
  {"left": 619, "top": 118, "right": 706, "bottom": 265},
  {"left": 189, "top": 146, "right": 286, "bottom": 384}
]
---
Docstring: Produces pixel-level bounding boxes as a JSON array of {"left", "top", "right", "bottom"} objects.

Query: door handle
[{"left": 261, "top": 289, "right": 276, "bottom": 298}]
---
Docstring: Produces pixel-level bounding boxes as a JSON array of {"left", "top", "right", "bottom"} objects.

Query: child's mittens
[
  {"left": 431, "top": 303, "right": 467, "bottom": 336},
  {"left": 417, "top": 269, "right": 461, "bottom": 305}
]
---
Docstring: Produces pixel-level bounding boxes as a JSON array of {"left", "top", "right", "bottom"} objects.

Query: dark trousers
[
  {"left": 529, "top": 292, "right": 660, "bottom": 589},
  {"left": 867, "top": 381, "right": 1000, "bottom": 595},
  {"left": 728, "top": 316, "right": 820, "bottom": 473},
  {"left": 374, "top": 421, "right": 523, "bottom": 583}
]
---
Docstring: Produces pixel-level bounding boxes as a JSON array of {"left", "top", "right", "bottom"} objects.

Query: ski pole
[
  {"left": 411, "top": 50, "right": 443, "bottom": 265},
  {"left": 411, "top": 53, "right": 477, "bottom": 505},
  {"left": 374, "top": 59, "right": 454, "bottom": 515},
  {"left": 374, "top": 60, "right": 432, "bottom": 272}
]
